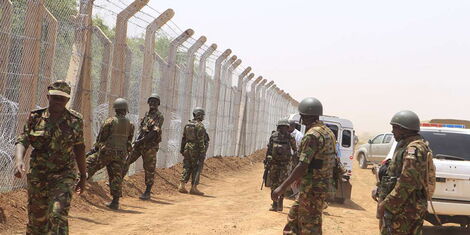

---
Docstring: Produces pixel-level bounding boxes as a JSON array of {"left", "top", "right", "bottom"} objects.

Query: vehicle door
[
  {"left": 376, "top": 134, "right": 394, "bottom": 161},
  {"left": 369, "top": 134, "right": 385, "bottom": 162}
]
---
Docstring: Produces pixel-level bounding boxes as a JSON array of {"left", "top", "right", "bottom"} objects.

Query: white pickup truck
[{"left": 384, "top": 123, "right": 470, "bottom": 227}]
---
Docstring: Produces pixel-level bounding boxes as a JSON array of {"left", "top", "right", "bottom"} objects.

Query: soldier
[
  {"left": 288, "top": 119, "right": 303, "bottom": 197},
  {"left": 86, "top": 98, "right": 134, "bottom": 210},
  {"left": 272, "top": 97, "right": 337, "bottom": 234},
  {"left": 178, "top": 107, "right": 209, "bottom": 195},
  {"left": 376, "top": 110, "right": 433, "bottom": 235},
  {"left": 14, "top": 80, "right": 86, "bottom": 234},
  {"left": 265, "top": 118, "right": 297, "bottom": 211},
  {"left": 123, "top": 93, "right": 164, "bottom": 200}
]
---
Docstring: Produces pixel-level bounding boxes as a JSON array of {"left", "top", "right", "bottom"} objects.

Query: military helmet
[
  {"left": 148, "top": 93, "right": 160, "bottom": 103},
  {"left": 288, "top": 119, "right": 299, "bottom": 126},
  {"left": 298, "top": 97, "right": 323, "bottom": 116},
  {"left": 113, "top": 98, "right": 128, "bottom": 111},
  {"left": 193, "top": 107, "right": 205, "bottom": 116},
  {"left": 390, "top": 110, "right": 420, "bottom": 131},
  {"left": 277, "top": 118, "right": 290, "bottom": 127}
]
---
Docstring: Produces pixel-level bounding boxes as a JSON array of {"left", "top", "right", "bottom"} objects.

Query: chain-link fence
[{"left": 0, "top": 0, "right": 298, "bottom": 192}]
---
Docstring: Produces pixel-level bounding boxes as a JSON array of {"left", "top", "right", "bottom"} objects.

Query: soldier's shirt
[
  {"left": 16, "top": 108, "right": 84, "bottom": 173},
  {"left": 139, "top": 109, "right": 164, "bottom": 148},
  {"left": 94, "top": 116, "right": 135, "bottom": 152},
  {"left": 266, "top": 131, "right": 297, "bottom": 162},
  {"left": 182, "top": 120, "right": 208, "bottom": 155},
  {"left": 382, "top": 135, "right": 429, "bottom": 214}
]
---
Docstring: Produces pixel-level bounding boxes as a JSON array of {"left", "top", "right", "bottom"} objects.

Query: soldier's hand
[
  {"left": 377, "top": 202, "right": 385, "bottom": 219},
  {"left": 271, "top": 186, "right": 284, "bottom": 201},
  {"left": 371, "top": 187, "right": 378, "bottom": 202},
  {"left": 14, "top": 160, "right": 26, "bottom": 178},
  {"left": 75, "top": 177, "right": 86, "bottom": 195}
]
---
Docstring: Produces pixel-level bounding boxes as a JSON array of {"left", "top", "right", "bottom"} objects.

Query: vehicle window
[
  {"left": 326, "top": 124, "right": 339, "bottom": 140},
  {"left": 372, "top": 134, "right": 384, "bottom": 144},
  {"left": 383, "top": 134, "right": 393, "bottom": 144},
  {"left": 421, "top": 131, "right": 470, "bottom": 161},
  {"left": 342, "top": 130, "right": 352, "bottom": 148}
]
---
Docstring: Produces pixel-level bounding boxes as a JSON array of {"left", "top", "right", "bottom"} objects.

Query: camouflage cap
[{"left": 47, "top": 80, "right": 71, "bottom": 98}]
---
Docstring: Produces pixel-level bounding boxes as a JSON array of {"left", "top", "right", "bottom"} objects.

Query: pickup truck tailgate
[{"left": 433, "top": 159, "right": 470, "bottom": 202}]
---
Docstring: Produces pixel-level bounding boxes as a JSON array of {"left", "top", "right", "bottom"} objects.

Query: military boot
[
  {"left": 139, "top": 185, "right": 152, "bottom": 200},
  {"left": 178, "top": 182, "right": 188, "bottom": 193},
  {"left": 277, "top": 198, "right": 284, "bottom": 211},
  {"left": 189, "top": 184, "right": 204, "bottom": 195},
  {"left": 269, "top": 201, "right": 278, "bottom": 211},
  {"left": 107, "top": 197, "right": 119, "bottom": 210}
]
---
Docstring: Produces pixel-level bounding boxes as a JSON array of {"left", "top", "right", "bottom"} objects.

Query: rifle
[
  {"left": 193, "top": 155, "right": 205, "bottom": 185},
  {"left": 261, "top": 158, "right": 270, "bottom": 190}
]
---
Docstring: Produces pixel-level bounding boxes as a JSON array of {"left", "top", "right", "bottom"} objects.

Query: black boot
[
  {"left": 277, "top": 197, "right": 284, "bottom": 211},
  {"left": 139, "top": 184, "right": 152, "bottom": 200},
  {"left": 269, "top": 201, "right": 278, "bottom": 211},
  {"left": 107, "top": 197, "right": 119, "bottom": 210}
]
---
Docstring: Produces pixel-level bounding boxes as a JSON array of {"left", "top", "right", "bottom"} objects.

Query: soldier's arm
[
  {"left": 72, "top": 118, "right": 87, "bottom": 193},
  {"left": 94, "top": 119, "right": 113, "bottom": 150},
  {"left": 127, "top": 124, "right": 135, "bottom": 153},
  {"left": 196, "top": 124, "right": 207, "bottom": 156},
  {"left": 14, "top": 113, "right": 34, "bottom": 177},
  {"left": 204, "top": 132, "right": 210, "bottom": 153},
  {"left": 290, "top": 136, "right": 298, "bottom": 154},
  {"left": 382, "top": 145, "right": 425, "bottom": 214},
  {"left": 180, "top": 125, "right": 187, "bottom": 154},
  {"left": 266, "top": 135, "right": 274, "bottom": 156}
]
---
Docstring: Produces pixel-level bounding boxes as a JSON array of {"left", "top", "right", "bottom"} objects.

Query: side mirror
[{"left": 368, "top": 139, "right": 372, "bottom": 144}]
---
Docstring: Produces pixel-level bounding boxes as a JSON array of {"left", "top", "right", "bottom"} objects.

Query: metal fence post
[
  {"left": 109, "top": 0, "right": 150, "bottom": 116},
  {"left": 198, "top": 43, "right": 217, "bottom": 108},
  {"left": 139, "top": 9, "right": 174, "bottom": 117}
]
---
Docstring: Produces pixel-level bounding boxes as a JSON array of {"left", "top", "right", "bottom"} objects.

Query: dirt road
[{"left": 64, "top": 161, "right": 379, "bottom": 235}]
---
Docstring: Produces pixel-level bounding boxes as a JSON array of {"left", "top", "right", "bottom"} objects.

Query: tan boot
[
  {"left": 178, "top": 182, "right": 188, "bottom": 193},
  {"left": 189, "top": 185, "right": 204, "bottom": 195}
]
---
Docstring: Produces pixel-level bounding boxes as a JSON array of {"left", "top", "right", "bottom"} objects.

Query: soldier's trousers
[
  {"left": 180, "top": 151, "right": 200, "bottom": 185},
  {"left": 283, "top": 191, "right": 327, "bottom": 235},
  {"left": 269, "top": 162, "right": 289, "bottom": 191},
  {"left": 87, "top": 150, "right": 126, "bottom": 198},
  {"left": 124, "top": 146, "right": 158, "bottom": 186},
  {"left": 380, "top": 206, "right": 426, "bottom": 235},
  {"left": 26, "top": 170, "right": 75, "bottom": 235}
]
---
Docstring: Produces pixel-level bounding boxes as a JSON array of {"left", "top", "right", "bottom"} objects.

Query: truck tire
[{"left": 359, "top": 153, "right": 367, "bottom": 169}]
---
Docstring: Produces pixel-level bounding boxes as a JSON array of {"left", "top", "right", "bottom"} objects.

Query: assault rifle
[
  {"left": 193, "top": 154, "right": 205, "bottom": 185},
  {"left": 261, "top": 158, "right": 271, "bottom": 190}
]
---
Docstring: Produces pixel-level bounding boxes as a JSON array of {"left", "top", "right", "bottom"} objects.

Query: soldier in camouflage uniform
[
  {"left": 14, "top": 80, "right": 86, "bottom": 235},
  {"left": 272, "top": 97, "right": 337, "bottom": 234},
  {"left": 376, "top": 110, "right": 432, "bottom": 235},
  {"left": 265, "top": 118, "right": 297, "bottom": 211},
  {"left": 86, "top": 98, "right": 134, "bottom": 210},
  {"left": 178, "top": 107, "right": 209, "bottom": 195},
  {"left": 123, "top": 93, "right": 164, "bottom": 200}
]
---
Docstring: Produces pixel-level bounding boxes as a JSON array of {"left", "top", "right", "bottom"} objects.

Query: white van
[
  {"left": 384, "top": 124, "right": 470, "bottom": 227},
  {"left": 289, "top": 114, "right": 356, "bottom": 203}
]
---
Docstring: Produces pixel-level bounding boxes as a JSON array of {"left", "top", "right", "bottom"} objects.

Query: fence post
[
  {"left": 70, "top": 0, "right": 95, "bottom": 149},
  {"left": 232, "top": 67, "right": 251, "bottom": 155},
  {"left": 182, "top": 36, "right": 207, "bottom": 126},
  {"left": 198, "top": 43, "right": 217, "bottom": 108},
  {"left": 214, "top": 55, "right": 237, "bottom": 156},
  {"left": 109, "top": 0, "right": 150, "bottom": 116},
  {"left": 252, "top": 79, "right": 267, "bottom": 152},
  {"left": 122, "top": 46, "right": 133, "bottom": 99},
  {"left": 264, "top": 83, "right": 276, "bottom": 145},
  {"left": 257, "top": 81, "right": 274, "bottom": 149},
  {"left": 246, "top": 76, "right": 263, "bottom": 154},
  {"left": 223, "top": 59, "right": 241, "bottom": 156},
  {"left": 16, "top": 0, "right": 46, "bottom": 134},
  {"left": 37, "top": 8, "right": 58, "bottom": 108},
  {"left": 92, "top": 26, "right": 113, "bottom": 105},
  {"left": 139, "top": 9, "right": 174, "bottom": 117},
  {"left": 0, "top": 0, "right": 13, "bottom": 94},
  {"left": 206, "top": 49, "right": 231, "bottom": 157},
  {"left": 236, "top": 72, "right": 254, "bottom": 156},
  {"left": 160, "top": 29, "right": 194, "bottom": 166}
]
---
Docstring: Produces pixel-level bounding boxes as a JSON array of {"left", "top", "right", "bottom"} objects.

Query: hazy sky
[{"left": 96, "top": 0, "right": 470, "bottom": 136}]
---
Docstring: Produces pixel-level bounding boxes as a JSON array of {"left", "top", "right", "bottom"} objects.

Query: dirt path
[{"left": 64, "top": 161, "right": 379, "bottom": 235}]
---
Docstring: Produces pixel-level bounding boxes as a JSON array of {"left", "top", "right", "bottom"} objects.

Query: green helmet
[
  {"left": 193, "top": 107, "right": 205, "bottom": 117},
  {"left": 390, "top": 110, "right": 420, "bottom": 131},
  {"left": 277, "top": 118, "right": 290, "bottom": 127},
  {"left": 113, "top": 98, "right": 128, "bottom": 111},
  {"left": 298, "top": 97, "right": 323, "bottom": 116},
  {"left": 148, "top": 93, "right": 160, "bottom": 104}
]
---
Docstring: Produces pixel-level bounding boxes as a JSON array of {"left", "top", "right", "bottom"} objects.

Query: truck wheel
[{"left": 359, "top": 153, "right": 367, "bottom": 169}]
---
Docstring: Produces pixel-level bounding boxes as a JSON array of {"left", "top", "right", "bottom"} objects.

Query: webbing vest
[
  {"left": 306, "top": 123, "right": 337, "bottom": 183},
  {"left": 271, "top": 131, "right": 292, "bottom": 162},
  {"left": 105, "top": 116, "right": 132, "bottom": 151},
  {"left": 184, "top": 120, "right": 198, "bottom": 142}
]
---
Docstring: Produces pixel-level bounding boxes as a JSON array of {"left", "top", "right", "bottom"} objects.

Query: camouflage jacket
[
  {"left": 266, "top": 130, "right": 297, "bottom": 163},
  {"left": 382, "top": 135, "right": 430, "bottom": 214},
  {"left": 181, "top": 119, "right": 209, "bottom": 156},
  {"left": 137, "top": 109, "right": 164, "bottom": 149},
  {"left": 298, "top": 121, "right": 337, "bottom": 193},
  {"left": 94, "top": 115, "right": 134, "bottom": 153},
  {"left": 16, "top": 108, "right": 84, "bottom": 173}
]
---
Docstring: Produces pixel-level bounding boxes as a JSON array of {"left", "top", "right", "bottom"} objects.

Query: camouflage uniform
[
  {"left": 16, "top": 107, "right": 84, "bottom": 235},
  {"left": 124, "top": 110, "right": 163, "bottom": 186},
  {"left": 266, "top": 131, "right": 297, "bottom": 193},
  {"left": 284, "top": 120, "right": 337, "bottom": 235},
  {"left": 87, "top": 116, "right": 134, "bottom": 198},
  {"left": 379, "top": 135, "right": 430, "bottom": 235},
  {"left": 180, "top": 119, "right": 209, "bottom": 185}
]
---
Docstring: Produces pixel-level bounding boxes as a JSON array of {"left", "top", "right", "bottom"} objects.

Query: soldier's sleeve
[
  {"left": 382, "top": 144, "right": 427, "bottom": 214},
  {"left": 180, "top": 124, "right": 187, "bottom": 153},
  {"left": 204, "top": 131, "right": 210, "bottom": 153},
  {"left": 94, "top": 118, "right": 113, "bottom": 149},
  {"left": 15, "top": 112, "right": 35, "bottom": 148},
  {"left": 266, "top": 135, "right": 274, "bottom": 156},
  {"left": 298, "top": 135, "right": 320, "bottom": 165},
  {"left": 127, "top": 124, "right": 135, "bottom": 153},
  {"left": 196, "top": 124, "right": 207, "bottom": 155},
  {"left": 290, "top": 136, "right": 298, "bottom": 153}
]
